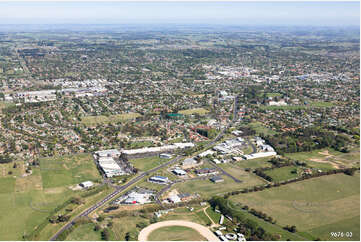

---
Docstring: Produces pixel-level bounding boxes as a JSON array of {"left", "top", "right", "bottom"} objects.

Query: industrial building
[
  {"left": 242, "top": 151, "right": 277, "bottom": 160},
  {"left": 96, "top": 156, "right": 125, "bottom": 177},
  {"left": 149, "top": 176, "right": 169, "bottom": 184},
  {"left": 172, "top": 168, "right": 187, "bottom": 176},
  {"left": 210, "top": 176, "right": 224, "bottom": 183}
]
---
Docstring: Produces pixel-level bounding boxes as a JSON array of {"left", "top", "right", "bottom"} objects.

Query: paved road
[
  {"left": 247, "top": 139, "right": 257, "bottom": 154},
  {"left": 206, "top": 159, "right": 242, "bottom": 183},
  {"left": 49, "top": 155, "right": 183, "bottom": 241},
  {"left": 138, "top": 220, "right": 220, "bottom": 241}
]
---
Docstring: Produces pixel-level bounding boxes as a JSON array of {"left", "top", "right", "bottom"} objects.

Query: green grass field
[
  {"left": 148, "top": 226, "right": 206, "bottom": 241},
  {"left": 0, "top": 172, "right": 75, "bottom": 240},
  {"left": 248, "top": 122, "right": 277, "bottom": 135},
  {"left": 235, "top": 157, "right": 273, "bottom": 169},
  {"left": 129, "top": 156, "right": 172, "bottom": 172},
  {"left": 65, "top": 223, "right": 101, "bottom": 241},
  {"left": 230, "top": 173, "right": 360, "bottom": 240},
  {"left": 0, "top": 177, "right": 16, "bottom": 193},
  {"left": 178, "top": 108, "right": 209, "bottom": 115},
  {"left": 264, "top": 166, "right": 300, "bottom": 182},
  {"left": 0, "top": 152, "right": 112, "bottom": 240},
  {"left": 81, "top": 112, "right": 141, "bottom": 126},
  {"left": 40, "top": 153, "right": 101, "bottom": 189}
]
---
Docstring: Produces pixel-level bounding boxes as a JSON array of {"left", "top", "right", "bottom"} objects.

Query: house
[
  {"left": 79, "top": 181, "right": 94, "bottom": 188},
  {"left": 195, "top": 168, "right": 218, "bottom": 176},
  {"left": 210, "top": 176, "right": 224, "bottom": 183},
  {"left": 172, "top": 168, "right": 187, "bottom": 176},
  {"left": 149, "top": 176, "right": 169, "bottom": 184}
]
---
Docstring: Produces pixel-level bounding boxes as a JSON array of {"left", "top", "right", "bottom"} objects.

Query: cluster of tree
[
  {"left": 195, "top": 128, "right": 218, "bottom": 139},
  {"left": 49, "top": 214, "right": 70, "bottom": 224},
  {"left": 263, "top": 127, "right": 352, "bottom": 154},
  {"left": 234, "top": 126, "right": 256, "bottom": 136},
  {"left": 70, "top": 196, "right": 84, "bottom": 205},
  {"left": 54, "top": 217, "right": 93, "bottom": 241},
  {"left": 125, "top": 231, "right": 137, "bottom": 241},
  {"left": 209, "top": 196, "right": 278, "bottom": 241},
  {"left": 104, "top": 205, "right": 119, "bottom": 213},
  {"left": 253, "top": 168, "right": 273, "bottom": 182},
  {"left": 244, "top": 207, "right": 276, "bottom": 224},
  {"left": 0, "top": 154, "right": 12, "bottom": 163},
  {"left": 101, "top": 228, "right": 111, "bottom": 241},
  {"left": 283, "top": 225, "right": 297, "bottom": 233}
]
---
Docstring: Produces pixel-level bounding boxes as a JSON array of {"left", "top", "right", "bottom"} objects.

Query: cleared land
[
  {"left": 285, "top": 147, "right": 360, "bottom": 169},
  {"left": 230, "top": 173, "right": 360, "bottom": 240},
  {"left": 40, "top": 153, "right": 101, "bottom": 189},
  {"left": 148, "top": 225, "right": 207, "bottom": 241},
  {"left": 81, "top": 112, "right": 141, "bottom": 126},
  {"left": 178, "top": 108, "right": 209, "bottom": 115}
]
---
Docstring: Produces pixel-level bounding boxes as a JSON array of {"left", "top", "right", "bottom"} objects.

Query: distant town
[{"left": 0, "top": 24, "right": 359, "bottom": 242}]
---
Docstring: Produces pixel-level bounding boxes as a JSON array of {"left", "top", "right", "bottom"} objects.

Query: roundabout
[{"left": 138, "top": 220, "right": 220, "bottom": 241}]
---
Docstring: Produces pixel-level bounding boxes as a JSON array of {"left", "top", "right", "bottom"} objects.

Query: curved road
[{"left": 138, "top": 220, "right": 220, "bottom": 241}]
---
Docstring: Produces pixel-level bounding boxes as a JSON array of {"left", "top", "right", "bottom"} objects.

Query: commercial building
[
  {"left": 97, "top": 156, "right": 125, "bottom": 177},
  {"left": 210, "top": 176, "right": 224, "bottom": 183},
  {"left": 122, "top": 142, "right": 194, "bottom": 157},
  {"left": 95, "top": 149, "right": 121, "bottom": 157},
  {"left": 79, "top": 181, "right": 94, "bottom": 188},
  {"left": 242, "top": 151, "right": 277, "bottom": 160}
]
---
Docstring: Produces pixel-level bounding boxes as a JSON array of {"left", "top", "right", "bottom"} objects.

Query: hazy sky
[{"left": 0, "top": 1, "right": 359, "bottom": 26}]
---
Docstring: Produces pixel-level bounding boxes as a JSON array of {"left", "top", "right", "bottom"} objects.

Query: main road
[{"left": 49, "top": 155, "right": 183, "bottom": 241}]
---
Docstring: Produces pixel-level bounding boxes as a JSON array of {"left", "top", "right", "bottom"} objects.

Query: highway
[{"left": 49, "top": 155, "right": 183, "bottom": 241}]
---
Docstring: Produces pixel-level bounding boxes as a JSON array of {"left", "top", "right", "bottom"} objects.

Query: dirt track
[{"left": 138, "top": 220, "right": 220, "bottom": 241}]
